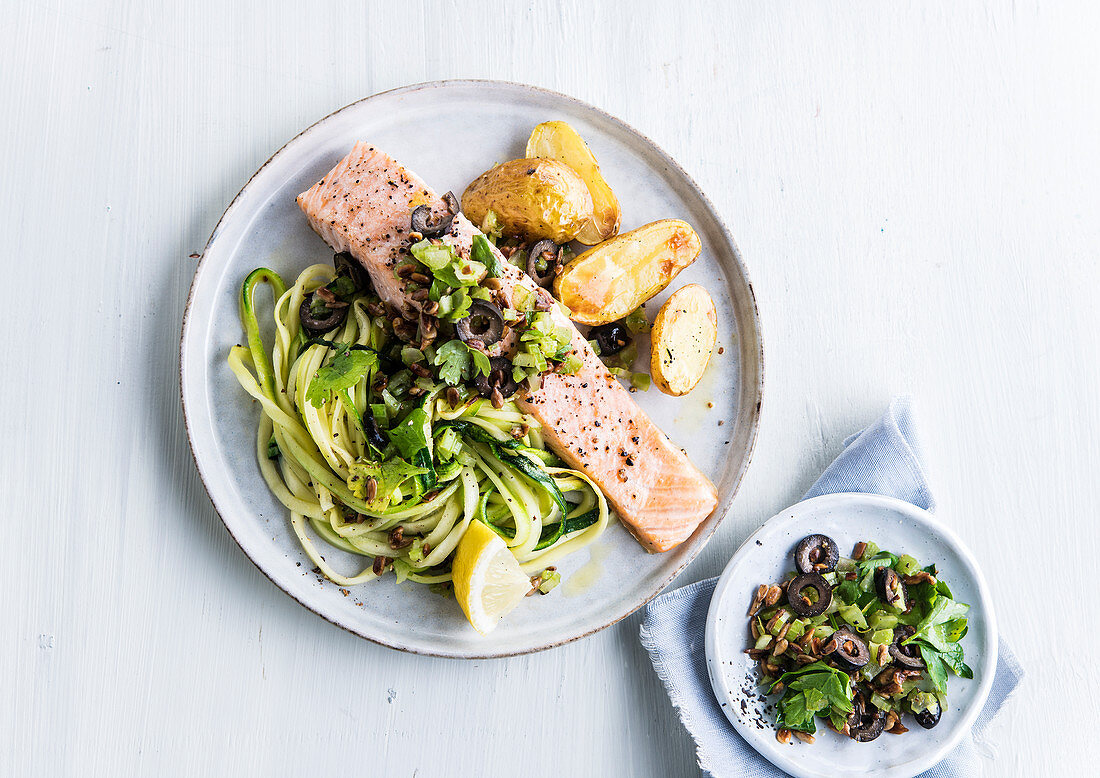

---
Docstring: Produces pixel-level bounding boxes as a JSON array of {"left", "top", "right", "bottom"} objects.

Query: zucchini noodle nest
[{"left": 228, "top": 262, "right": 609, "bottom": 589}]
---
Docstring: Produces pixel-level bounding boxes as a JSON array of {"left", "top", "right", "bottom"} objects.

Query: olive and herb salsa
[
  {"left": 746, "top": 535, "right": 973, "bottom": 745},
  {"left": 300, "top": 197, "right": 585, "bottom": 420}
]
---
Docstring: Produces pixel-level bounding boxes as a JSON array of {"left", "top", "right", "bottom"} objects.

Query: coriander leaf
[
  {"left": 388, "top": 407, "right": 432, "bottom": 459},
  {"left": 472, "top": 234, "right": 503, "bottom": 278},
  {"left": 433, "top": 340, "right": 471, "bottom": 385},
  {"left": 306, "top": 348, "right": 378, "bottom": 407}
]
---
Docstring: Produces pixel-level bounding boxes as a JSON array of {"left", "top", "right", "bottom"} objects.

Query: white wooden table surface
[{"left": 4, "top": 2, "right": 1097, "bottom": 775}]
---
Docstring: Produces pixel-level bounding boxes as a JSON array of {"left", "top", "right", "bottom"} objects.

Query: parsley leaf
[
  {"left": 472, "top": 234, "right": 503, "bottom": 278},
  {"left": 918, "top": 644, "right": 949, "bottom": 694},
  {"left": 433, "top": 340, "right": 471, "bottom": 385},
  {"left": 347, "top": 458, "right": 427, "bottom": 507},
  {"left": 388, "top": 407, "right": 432, "bottom": 459},
  {"left": 772, "top": 661, "right": 853, "bottom": 734},
  {"left": 469, "top": 347, "right": 491, "bottom": 377},
  {"left": 306, "top": 347, "right": 378, "bottom": 407}
]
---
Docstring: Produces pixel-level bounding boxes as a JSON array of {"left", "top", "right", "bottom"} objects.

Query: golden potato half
[
  {"left": 650, "top": 284, "right": 718, "bottom": 396},
  {"left": 526, "top": 121, "right": 621, "bottom": 245},
  {"left": 553, "top": 219, "right": 701, "bottom": 326},
  {"left": 461, "top": 158, "right": 593, "bottom": 244}
]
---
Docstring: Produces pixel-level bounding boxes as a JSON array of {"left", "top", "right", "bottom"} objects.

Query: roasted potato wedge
[
  {"left": 461, "top": 158, "right": 593, "bottom": 243},
  {"left": 553, "top": 219, "right": 701, "bottom": 326},
  {"left": 526, "top": 121, "right": 620, "bottom": 245},
  {"left": 650, "top": 284, "right": 717, "bottom": 396}
]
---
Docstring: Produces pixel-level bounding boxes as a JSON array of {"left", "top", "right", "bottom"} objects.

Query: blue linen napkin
[{"left": 640, "top": 397, "right": 1023, "bottom": 778}]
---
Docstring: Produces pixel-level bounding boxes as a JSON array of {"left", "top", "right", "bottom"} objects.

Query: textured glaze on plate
[
  {"left": 180, "top": 80, "right": 763, "bottom": 658},
  {"left": 705, "top": 493, "right": 997, "bottom": 777}
]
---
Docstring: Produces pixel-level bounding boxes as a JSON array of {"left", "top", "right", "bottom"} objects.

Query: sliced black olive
[
  {"left": 889, "top": 625, "right": 924, "bottom": 669},
  {"left": 914, "top": 703, "right": 941, "bottom": 729},
  {"left": 875, "top": 566, "right": 907, "bottom": 610},
  {"left": 827, "top": 628, "right": 870, "bottom": 670},
  {"left": 794, "top": 534, "right": 840, "bottom": 574},
  {"left": 410, "top": 192, "right": 459, "bottom": 238},
  {"left": 786, "top": 572, "right": 832, "bottom": 617},
  {"left": 299, "top": 291, "right": 348, "bottom": 336},
  {"left": 526, "top": 239, "right": 561, "bottom": 287},
  {"left": 473, "top": 356, "right": 520, "bottom": 399},
  {"left": 849, "top": 695, "right": 887, "bottom": 742},
  {"left": 455, "top": 299, "right": 506, "bottom": 347},
  {"left": 363, "top": 414, "right": 388, "bottom": 452},
  {"left": 590, "top": 321, "right": 633, "bottom": 356}
]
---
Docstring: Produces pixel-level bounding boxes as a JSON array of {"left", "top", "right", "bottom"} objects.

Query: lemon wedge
[{"left": 452, "top": 520, "right": 532, "bottom": 635}]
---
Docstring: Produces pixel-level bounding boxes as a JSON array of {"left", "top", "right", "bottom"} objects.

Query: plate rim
[
  {"left": 703, "top": 492, "right": 998, "bottom": 777},
  {"left": 179, "top": 79, "right": 765, "bottom": 658}
]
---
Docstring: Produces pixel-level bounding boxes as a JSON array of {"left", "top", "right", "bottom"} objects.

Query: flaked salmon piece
[{"left": 298, "top": 143, "right": 718, "bottom": 552}]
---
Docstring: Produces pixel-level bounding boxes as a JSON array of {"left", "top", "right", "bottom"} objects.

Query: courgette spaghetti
[{"left": 228, "top": 260, "right": 609, "bottom": 589}]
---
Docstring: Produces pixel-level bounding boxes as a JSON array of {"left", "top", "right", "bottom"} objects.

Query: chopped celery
[
  {"left": 870, "top": 628, "right": 894, "bottom": 645},
  {"left": 838, "top": 605, "right": 868, "bottom": 631},
  {"left": 896, "top": 554, "right": 921, "bottom": 576},
  {"left": 784, "top": 620, "right": 806, "bottom": 642},
  {"left": 859, "top": 541, "right": 879, "bottom": 560},
  {"left": 868, "top": 610, "right": 899, "bottom": 630},
  {"left": 755, "top": 634, "right": 773, "bottom": 650},
  {"left": 767, "top": 610, "right": 791, "bottom": 635},
  {"left": 870, "top": 693, "right": 891, "bottom": 710},
  {"left": 537, "top": 569, "right": 561, "bottom": 594}
]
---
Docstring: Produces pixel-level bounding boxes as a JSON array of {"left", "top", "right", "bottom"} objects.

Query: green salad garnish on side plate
[{"left": 746, "top": 535, "right": 972, "bottom": 744}]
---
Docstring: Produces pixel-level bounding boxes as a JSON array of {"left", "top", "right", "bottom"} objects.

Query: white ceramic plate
[
  {"left": 180, "top": 80, "right": 763, "bottom": 658},
  {"left": 705, "top": 493, "right": 997, "bottom": 777}
]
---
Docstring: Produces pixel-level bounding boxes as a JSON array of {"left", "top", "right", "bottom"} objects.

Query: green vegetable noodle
[{"left": 227, "top": 262, "right": 609, "bottom": 588}]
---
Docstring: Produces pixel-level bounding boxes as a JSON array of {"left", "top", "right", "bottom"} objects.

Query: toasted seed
[
  {"left": 853, "top": 541, "right": 867, "bottom": 559},
  {"left": 410, "top": 288, "right": 429, "bottom": 301},
  {"left": 845, "top": 570, "right": 858, "bottom": 580},
  {"left": 822, "top": 637, "right": 839, "bottom": 656},
  {"left": 409, "top": 362, "right": 431, "bottom": 378},
  {"left": 407, "top": 231, "right": 423, "bottom": 241},
  {"left": 765, "top": 584, "right": 783, "bottom": 606},
  {"left": 885, "top": 711, "right": 898, "bottom": 729},
  {"left": 777, "top": 621, "right": 791, "bottom": 641},
  {"left": 372, "top": 556, "right": 387, "bottom": 576},
  {"left": 771, "top": 681, "right": 784, "bottom": 695},
  {"left": 775, "top": 729, "right": 792, "bottom": 745},
  {"left": 446, "top": 386, "right": 461, "bottom": 407},
  {"left": 792, "top": 731, "right": 815, "bottom": 744},
  {"left": 746, "top": 648, "right": 767, "bottom": 659},
  {"left": 396, "top": 264, "right": 415, "bottom": 279},
  {"left": 484, "top": 277, "right": 502, "bottom": 290},
  {"left": 748, "top": 584, "right": 768, "bottom": 617},
  {"left": 904, "top": 571, "right": 938, "bottom": 586},
  {"left": 423, "top": 300, "right": 439, "bottom": 315},
  {"left": 796, "top": 653, "right": 816, "bottom": 665},
  {"left": 750, "top": 619, "right": 761, "bottom": 640},
  {"left": 366, "top": 301, "right": 386, "bottom": 317},
  {"left": 409, "top": 272, "right": 430, "bottom": 285},
  {"left": 888, "top": 720, "right": 909, "bottom": 735},
  {"left": 766, "top": 612, "right": 784, "bottom": 634},
  {"left": 771, "top": 639, "right": 789, "bottom": 657},
  {"left": 388, "top": 526, "right": 412, "bottom": 550}
]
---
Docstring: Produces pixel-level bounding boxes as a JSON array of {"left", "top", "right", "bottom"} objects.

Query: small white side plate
[{"left": 705, "top": 493, "right": 997, "bottom": 778}]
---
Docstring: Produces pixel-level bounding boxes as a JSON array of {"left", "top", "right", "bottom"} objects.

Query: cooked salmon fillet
[{"left": 297, "top": 142, "right": 718, "bottom": 552}]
